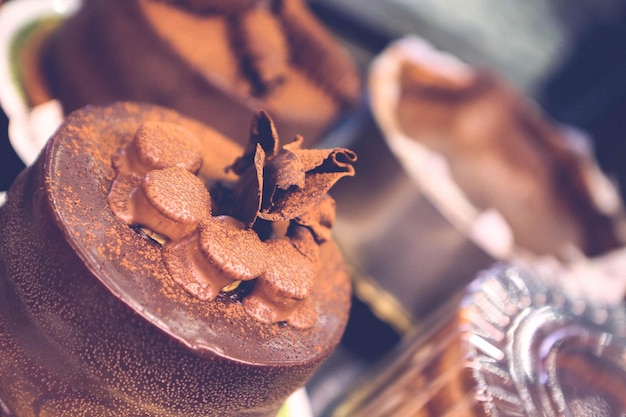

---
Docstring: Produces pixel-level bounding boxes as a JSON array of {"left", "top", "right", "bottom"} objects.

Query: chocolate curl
[
  {"left": 294, "top": 194, "right": 336, "bottom": 243},
  {"left": 230, "top": 109, "right": 356, "bottom": 228},
  {"left": 229, "top": 110, "right": 279, "bottom": 175},
  {"left": 259, "top": 146, "right": 305, "bottom": 217},
  {"left": 228, "top": 111, "right": 278, "bottom": 227},
  {"left": 258, "top": 147, "right": 356, "bottom": 221},
  {"left": 232, "top": 143, "right": 265, "bottom": 228}
]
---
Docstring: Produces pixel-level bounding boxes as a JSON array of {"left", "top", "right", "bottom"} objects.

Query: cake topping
[
  {"left": 243, "top": 235, "right": 318, "bottom": 328},
  {"left": 112, "top": 121, "right": 203, "bottom": 177},
  {"left": 163, "top": 216, "right": 267, "bottom": 302},
  {"left": 108, "top": 122, "right": 207, "bottom": 231},
  {"left": 138, "top": 167, "right": 212, "bottom": 240},
  {"left": 108, "top": 110, "right": 356, "bottom": 328},
  {"left": 230, "top": 110, "right": 357, "bottom": 227}
]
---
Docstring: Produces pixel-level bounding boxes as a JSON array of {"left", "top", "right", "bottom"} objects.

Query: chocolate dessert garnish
[
  {"left": 114, "top": 120, "right": 204, "bottom": 175},
  {"left": 108, "top": 121, "right": 207, "bottom": 229},
  {"left": 133, "top": 167, "right": 211, "bottom": 240},
  {"left": 295, "top": 194, "right": 336, "bottom": 243},
  {"left": 243, "top": 235, "right": 318, "bottom": 329},
  {"left": 163, "top": 215, "right": 266, "bottom": 301},
  {"left": 230, "top": 110, "right": 357, "bottom": 226},
  {"left": 108, "top": 109, "right": 356, "bottom": 328}
]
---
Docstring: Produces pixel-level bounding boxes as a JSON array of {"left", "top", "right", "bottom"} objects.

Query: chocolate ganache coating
[{"left": 0, "top": 103, "right": 355, "bottom": 416}]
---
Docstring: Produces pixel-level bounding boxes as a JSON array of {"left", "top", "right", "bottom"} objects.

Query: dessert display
[
  {"left": 17, "top": 0, "right": 361, "bottom": 147},
  {"left": 0, "top": 102, "right": 356, "bottom": 416},
  {"left": 329, "top": 263, "right": 626, "bottom": 417},
  {"left": 3, "top": 2, "right": 626, "bottom": 415},
  {"left": 332, "top": 35, "right": 626, "bottom": 326}
]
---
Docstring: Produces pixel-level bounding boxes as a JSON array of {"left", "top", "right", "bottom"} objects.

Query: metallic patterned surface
[
  {"left": 468, "top": 265, "right": 626, "bottom": 417},
  {"left": 329, "top": 264, "right": 626, "bottom": 417}
]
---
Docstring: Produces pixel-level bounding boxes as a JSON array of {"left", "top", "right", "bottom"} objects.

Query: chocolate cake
[
  {"left": 30, "top": 0, "right": 361, "bottom": 146},
  {"left": 0, "top": 102, "right": 356, "bottom": 416}
]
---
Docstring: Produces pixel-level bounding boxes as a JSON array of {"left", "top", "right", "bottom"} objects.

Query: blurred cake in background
[
  {"left": 41, "top": 0, "right": 361, "bottom": 146},
  {"left": 371, "top": 35, "right": 624, "bottom": 260},
  {"left": 13, "top": 0, "right": 361, "bottom": 147}
]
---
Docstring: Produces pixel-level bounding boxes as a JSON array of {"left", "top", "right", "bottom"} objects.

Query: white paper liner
[
  {"left": 281, "top": 388, "right": 314, "bottom": 417},
  {"left": 368, "top": 35, "right": 626, "bottom": 305},
  {"left": 0, "top": 0, "right": 78, "bottom": 165},
  {"left": 0, "top": 0, "right": 75, "bottom": 204}
]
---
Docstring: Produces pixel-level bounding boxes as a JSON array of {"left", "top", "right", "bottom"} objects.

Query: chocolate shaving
[
  {"left": 230, "top": 111, "right": 356, "bottom": 225},
  {"left": 294, "top": 194, "right": 336, "bottom": 243},
  {"left": 231, "top": 143, "right": 265, "bottom": 227},
  {"left": 267, "top": 149, "right": 306, "bottom": 190},
  {"left": 229, "top": 110, "right": 279, "bottom": 175},
  {"left": 258, "top": 147, "right": 356, "bottom": 221}
]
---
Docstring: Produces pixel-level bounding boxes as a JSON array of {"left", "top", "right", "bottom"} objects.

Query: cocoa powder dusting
[
  {"left": 107, "top": 109, "right": 355, "bottom": 329},
  {"left": 141, "top": 167, "right": 211, "bottom": 224}
]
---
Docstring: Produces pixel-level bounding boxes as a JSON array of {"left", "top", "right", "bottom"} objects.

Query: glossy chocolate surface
[{"left": 0, "top": 103, "right": 351, "bottom": 416}]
